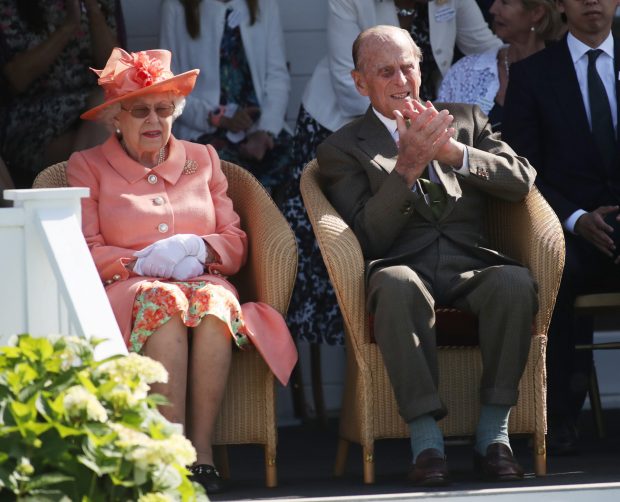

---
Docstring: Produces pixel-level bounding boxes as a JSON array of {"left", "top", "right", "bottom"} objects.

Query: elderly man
[{"left": 317, "top": 25, "right": 538, "bottom": 485}]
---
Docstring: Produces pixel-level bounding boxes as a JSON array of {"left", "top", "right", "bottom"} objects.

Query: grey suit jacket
[{"left": 316, "top": 103, "right": 536, "bottom": 279}]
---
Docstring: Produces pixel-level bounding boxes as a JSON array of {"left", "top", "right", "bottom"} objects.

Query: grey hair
[
  {"left": 352, "top": 25, "right": 423, "bottom": 72},
  {"left": 95, "top": 92, "right": 187, "bottom": 132}
]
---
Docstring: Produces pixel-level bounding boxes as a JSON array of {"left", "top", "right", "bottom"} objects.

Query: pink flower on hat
[{"left": 132, "top": 52, "right": 166, "bottom": 87}]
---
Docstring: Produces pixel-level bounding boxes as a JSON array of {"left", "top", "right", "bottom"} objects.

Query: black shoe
[
  {"left": 547, "top": 419, "right": 579, "bottom": 456},
  {"left": 190, "top": 464, "right": 226, "bottom": 494}
]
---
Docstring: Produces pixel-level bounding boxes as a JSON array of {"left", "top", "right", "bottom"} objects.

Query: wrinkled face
[
  {"left": 114, "top": 93, "right": 174, "bottom": 161},
  {"left": 351, "top": 31, "right": 421, "bottom": 119},
  {"left": 557, "top": 0, "right": 619, "bottom": 40},
  {"left": 490, "top": 0, "right": 543, "bottom": 43}
]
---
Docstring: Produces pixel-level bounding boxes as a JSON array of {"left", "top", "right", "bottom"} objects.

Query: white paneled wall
[{"left": 121, "top": 0, "right": 328, "bottom": 128}]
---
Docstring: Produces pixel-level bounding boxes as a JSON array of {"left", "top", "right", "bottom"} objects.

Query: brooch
[{"left": 182, "top": 159, "right": 198, "bottom": 175}]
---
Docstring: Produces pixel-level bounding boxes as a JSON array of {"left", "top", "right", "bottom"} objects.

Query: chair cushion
[{"left": 369, "top": 308, "right": 480, "bottom": 346}]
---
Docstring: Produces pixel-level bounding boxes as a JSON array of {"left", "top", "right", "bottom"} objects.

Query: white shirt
[
  {"left": 564, "top": 32, "right": 617, "bottom": 233},
  {"left": 372, "top": 107, "right": 470, "bottom": 187}
]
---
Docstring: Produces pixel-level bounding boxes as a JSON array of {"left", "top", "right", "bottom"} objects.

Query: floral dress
[
  {"left": 0, "top": 0, "right": 122, "bottom": 188},
  {"left": 130, "top": 280, "right": 250, "bottom": 354}
]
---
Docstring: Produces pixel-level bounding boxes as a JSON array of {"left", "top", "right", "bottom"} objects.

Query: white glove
[
  {"left": 133, "top": 234, "right": 207, "bottom": 278},
  {"left": 171, "top": 256, "right": 204, "bottom": 280}
]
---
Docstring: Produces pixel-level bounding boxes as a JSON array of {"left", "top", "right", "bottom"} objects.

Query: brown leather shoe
[
  {"left": 408, "top": 448, "right": 450, "bottom": 486},
  {"left": 474, "top": 443, "right": 524, "bottom": 481}
]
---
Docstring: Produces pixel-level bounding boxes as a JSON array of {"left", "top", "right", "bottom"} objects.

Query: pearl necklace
[{"left": 157, "top": 145, "right": 168, "bottom": 165}]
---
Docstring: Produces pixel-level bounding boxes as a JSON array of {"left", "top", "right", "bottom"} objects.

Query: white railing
[{"left": 0, "top": 188, "right": 127, "bottom": 360}]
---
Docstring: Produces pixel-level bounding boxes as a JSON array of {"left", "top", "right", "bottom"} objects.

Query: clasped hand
[
  {"left": 575, "top": 206, "right": 620, "bottom": 264},
  {"left": 133, "top": 234, "right": 208, "bottom": 280},
  {"left": 393, "top": 100, "right": 464, "bottom": 187}
]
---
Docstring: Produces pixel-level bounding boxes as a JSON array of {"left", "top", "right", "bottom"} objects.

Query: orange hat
[{"left": 81, "top": 48, "right": 199, "bottom": 121}]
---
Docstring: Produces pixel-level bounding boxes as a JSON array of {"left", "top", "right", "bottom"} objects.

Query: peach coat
[{"left": 66, "top": 135, "right": 297, "bottom": 385}]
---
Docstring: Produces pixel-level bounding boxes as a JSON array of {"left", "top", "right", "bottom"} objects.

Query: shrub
[{"left": 0, "top": 334, "right": 207, "bottom": 501}]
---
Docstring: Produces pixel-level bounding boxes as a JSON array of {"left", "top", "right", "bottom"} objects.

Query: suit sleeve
[
  {"left": 66, "top": 151, "right": 137, "bottom": 283},
  {"left": 503, "top": 61, "right": 577, "bottom": 220},
  {"left": 459, "top": 104, "right": 536, "bottom": 201},
  {"left": 317, "top": 139, "right": 420, "bottom": 260}
]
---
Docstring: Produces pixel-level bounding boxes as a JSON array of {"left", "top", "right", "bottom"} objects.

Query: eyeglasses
[{"left": 121, "top": 103, "right": 176, "bottom": 119}]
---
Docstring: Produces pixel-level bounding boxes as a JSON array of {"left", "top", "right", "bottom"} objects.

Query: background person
[
  {"left": 438, "top": 0, "right": 563, "bottom": 131},
  {"left": 67, "top": 47, "right": 297, "bottom": 494},
  {"left": 318, "top": 25, "right": 537, "bottom": 485},
  {"left": 0, "top": 0, "right": 124, "bottom": 188},
  {"left": 503, "top": 0, "right": 620, "bottom": 455},
  {"left": 159, "top": 0, "right": 292, "bottom": 200}
]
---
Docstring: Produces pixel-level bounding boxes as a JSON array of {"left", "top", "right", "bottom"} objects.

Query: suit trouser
[
  {"left": 366, "top": 238, "right": 538, "bottom": 423},
  {"left": 546, "top": 231, "right": 620, "bottom": 425}
]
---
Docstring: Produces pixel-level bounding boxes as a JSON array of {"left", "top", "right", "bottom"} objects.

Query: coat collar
[{"left": 102, "top": 135, "right": 186, "bottom": 185}]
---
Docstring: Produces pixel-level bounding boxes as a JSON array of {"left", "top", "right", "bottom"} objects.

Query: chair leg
[
  {"left": 334, "top": 438, "right": 349, "bottom": 477},
  {"left": 589, "top": 364, "right": 605, "bottom": 438},
  {"left": 362, "top": 444, "right": 375, "bottom": 484},
  {"left": 264, "top": 448, "right": 277, "bottom": 488},
  {"left": 214, "top": 445, "right": 230, "bottom": 480},
  {"left": 533, "top": 432, "right": 546, "bottom": 476}
]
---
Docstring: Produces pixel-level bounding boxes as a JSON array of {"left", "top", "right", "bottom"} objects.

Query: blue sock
[
  {"left": 409, "top": 414, "right": 444, "bottom": 463},
  {"left": 475, "top": 404, "right": 511, "bottom": 455}
]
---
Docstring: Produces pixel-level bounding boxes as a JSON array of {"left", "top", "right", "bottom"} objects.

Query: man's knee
[
  {"left": 367, "top": 266, "right": 432, "bottom": 311},
  {"left": 489, "top": 266, "right": 538, "bottom": 311}
]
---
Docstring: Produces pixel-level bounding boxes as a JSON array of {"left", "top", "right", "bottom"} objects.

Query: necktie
[
  {"left": 418, "top": 166, "right": 447, "bottom": 219},
  {"left": 587, "top": 49, "right": 616, "bottom": 171}
]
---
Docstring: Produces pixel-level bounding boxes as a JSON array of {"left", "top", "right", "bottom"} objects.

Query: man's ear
[{"left": 351, "top": 69, "right": 369, "bottom": 97}]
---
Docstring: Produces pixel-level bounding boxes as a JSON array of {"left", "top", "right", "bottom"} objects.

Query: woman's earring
[
  {"left": 530, "top": 26, "right": 535, "bottom": 32},
  {"left": 115, "top": 128, "right": 121, "bottom": 136}
]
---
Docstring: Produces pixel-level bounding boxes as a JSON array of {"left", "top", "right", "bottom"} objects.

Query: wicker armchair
[
  {"left": 300, "top": 158, "right": 565, "bottom": 483},
  {"left": 33, "top": 160, "right": 298, "bottom": 488}
]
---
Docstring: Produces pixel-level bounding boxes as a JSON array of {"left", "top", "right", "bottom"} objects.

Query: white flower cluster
[
  {"left": 97, "top": 353, "right": 169, "bottom": 385},
  {"left": 110, "top": 424, "right": 197, "bottom": 470},
  {"left": 63, "top": 385, "right": 108, "bottom": 422}
]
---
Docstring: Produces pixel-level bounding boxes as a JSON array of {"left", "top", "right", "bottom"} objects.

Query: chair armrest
[
  {"left": 221, "top": 161, "right": 297, "bottom": 316},
  {"left": 486, "top": 185, "right": 565, "bottom": 337},
  {"left": 300, "top": 160, "right": 369, "bottom": 351}
]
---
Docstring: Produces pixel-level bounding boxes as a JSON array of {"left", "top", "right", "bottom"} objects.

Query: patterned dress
[
  {"left": 196, "top": 8, "right": 292, "bottom": 200},
  {"left": 130, "top": 280, "right": 249, "bottom": 354},
  {"left": 0, "top": 0, "right": 121, "bottom": 188},
  {"left": 279, "top": 106, "right": 344, "bottom": 345}
]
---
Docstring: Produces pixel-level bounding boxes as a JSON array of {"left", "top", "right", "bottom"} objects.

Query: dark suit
[
  {"left": 503, "top": 34, "right": 620, "bottom": 425},
  {"left": 317, "top": 104, "right": 538, "bottom": 421}
]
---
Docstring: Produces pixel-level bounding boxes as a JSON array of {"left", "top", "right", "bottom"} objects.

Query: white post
[{"left": 3, "top": 188, "right": 127, "bottom": 360}]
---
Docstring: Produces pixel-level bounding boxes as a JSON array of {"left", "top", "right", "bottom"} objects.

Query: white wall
[{"left": 121, "top": 0, "right": 328, "bottom": 128}]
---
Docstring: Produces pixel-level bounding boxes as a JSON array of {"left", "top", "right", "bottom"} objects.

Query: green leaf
[{"left": 24, "top": 472, "right": 74, "bottom": 490}]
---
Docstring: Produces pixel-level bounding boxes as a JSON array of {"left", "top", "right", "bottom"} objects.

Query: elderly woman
[
  {"left": 438, "top": 0, "right": 564, "bottom": 131},
  {"left": 67, "top": 47, "right": 296, "bottom": 494}
]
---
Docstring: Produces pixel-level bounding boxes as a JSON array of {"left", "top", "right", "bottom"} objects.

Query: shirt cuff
[
  {"left": 564, "top": 209, "right": 587, "bottom": 234},
  {"left": 452, "top": 148, "right": 470, "bottom": 176}
]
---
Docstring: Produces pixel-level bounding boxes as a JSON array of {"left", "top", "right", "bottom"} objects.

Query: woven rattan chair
[
  {"left": 300, "top": 158, "right": 565, "bottom": 483},
  {"left": 33, "top": 160, "right": 298, "bottom": 488}
]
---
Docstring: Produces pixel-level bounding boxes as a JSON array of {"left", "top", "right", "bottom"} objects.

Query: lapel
[
  {"left": 357, "top": 108, "right": 399, "bottom": 174},
  {"left": 550, "top": 37, "right": 592, "bottom": 138}
]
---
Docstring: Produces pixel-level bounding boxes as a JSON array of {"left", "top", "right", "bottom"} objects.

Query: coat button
[
  {"left": 147, "top": 174, "right": 158, "bottom": 184},
  {"left": 153, "top": 196, "right": 164, "bottom": 206},
  {"left": 112, "top": 274, "right": 121, "bottom": 281},
  {"left": 158, "top": 223, "right": 169, "bottom": 233}
]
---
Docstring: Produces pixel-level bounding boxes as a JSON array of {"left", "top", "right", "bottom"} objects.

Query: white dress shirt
[{"left": 564, "top": 32, "right": 617, "bottom": 233}]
